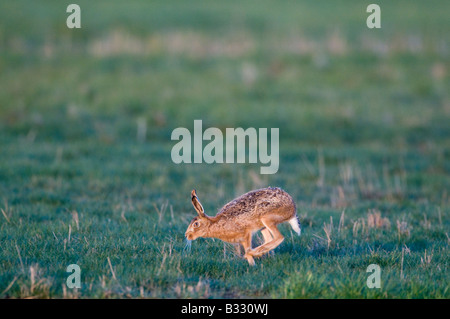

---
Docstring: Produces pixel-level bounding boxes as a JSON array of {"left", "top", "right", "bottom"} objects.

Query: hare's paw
[
  {"left": 244, "top": 253, "right": 255, "bottom": 266},
  {"left": 250, "top": 237, "right": 284, "bottom": 257}
]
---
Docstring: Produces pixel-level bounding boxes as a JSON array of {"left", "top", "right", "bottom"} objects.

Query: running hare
[{"left": 185, "top": 187, "right": 300, "bottom": 266}]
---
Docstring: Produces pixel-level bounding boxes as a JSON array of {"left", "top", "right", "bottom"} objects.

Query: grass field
[{"left": 0, "top": 0, "right": 449, "bottom": 298}]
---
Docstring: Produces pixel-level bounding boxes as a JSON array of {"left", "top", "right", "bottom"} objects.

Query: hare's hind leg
[
  {"left": 248, "top": 219, "right": 284, "bottom": 258},
  {"left": 260, "top": 228, "right": 275, "bottom": 256},
  {"left": 261, "top": 228, "right": 273, "bottom": 244}
]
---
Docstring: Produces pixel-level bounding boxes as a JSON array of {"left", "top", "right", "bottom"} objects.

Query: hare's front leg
[{"left": 241, "top": 232, "right": 255, "bottom": 266}]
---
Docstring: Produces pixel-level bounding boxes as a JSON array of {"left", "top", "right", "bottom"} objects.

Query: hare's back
[{"left": 218, "top": 187, "right": 295, "bottom": 218}]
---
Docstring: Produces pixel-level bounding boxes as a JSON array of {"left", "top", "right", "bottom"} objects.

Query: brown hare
[{"left": 185, "top": 187, "right": 300, "bottom": 266}]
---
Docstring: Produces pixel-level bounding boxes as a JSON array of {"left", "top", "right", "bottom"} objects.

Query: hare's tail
[{"left": 288, "top": 216, "right": 301, "bottom": 235}]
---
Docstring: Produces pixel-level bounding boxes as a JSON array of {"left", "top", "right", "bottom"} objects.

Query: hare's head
[{"left": 185, "top": 190, "right": 212, "bottom": 240}]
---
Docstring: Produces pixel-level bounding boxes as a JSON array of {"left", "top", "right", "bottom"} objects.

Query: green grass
[{"left": 0, "top": 0, "right": 449, "bottom": 298}]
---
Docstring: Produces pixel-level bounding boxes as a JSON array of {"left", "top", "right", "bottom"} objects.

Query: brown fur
[{"left": 185, "top": 187, "right": 299, "bottom": 265}]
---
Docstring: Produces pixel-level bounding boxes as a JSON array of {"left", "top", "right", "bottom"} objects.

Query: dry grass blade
[
  {"left": 107, "top": 257, "right": 117, "bottom": 281},
  {"left": 420, "top": 249, "right": 433, "bottom": 267},
  {"left": 121, "top": 209, "right": 128, "bottom": 223},
  {"left": 1, "top": 276, "right": 18, "bottom": 296},
  {"left": 68, "top": 225, "right": 72, "bottom": 244},
  {"left": 157, "top": 252, "right": 167, "bottom": 276},
  {"left": 153, "top": 200, "right": 169, "bottom": 223},
  {"left": 16, "top": 244, "right": 25, "bottom": 273},
  {"left": 338, "top": 210, "right": 345, "bottom": 235},
  {"left": 30, "top": 266, "right": 36, "bottom": 294},
  {"left": 397, "top": 220, "right": 411, "bottom": 239},
  {"left": 323, "top": 217, "right": 333, "bottom": 249},
  {"left": 400, "top": 248, "right": 405, "bottom": 280},
  {"left": 1, "top": 208, "right": 10, "bottom": 223},
  {"left": 71, "top": 210, "right": 79, "bottom": 230},
  {"left": 367, "top": 209, "right": 391, "bottom": 229}
]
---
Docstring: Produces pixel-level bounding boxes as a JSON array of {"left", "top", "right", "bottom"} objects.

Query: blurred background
[
  {"left": 0, "top": 0, "right": 449, "bottom": 298},
  {"left": 1, "top": 0, "right": 448, "bottom": 203}
]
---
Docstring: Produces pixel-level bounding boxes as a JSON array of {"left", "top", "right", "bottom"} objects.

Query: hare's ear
[{"left": 191, "top": 189, "right": 205, "bottom": 217}]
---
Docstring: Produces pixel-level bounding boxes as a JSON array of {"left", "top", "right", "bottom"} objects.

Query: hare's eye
[{"left": 193, "top": 221, "right": 200, "bottom": 228}]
